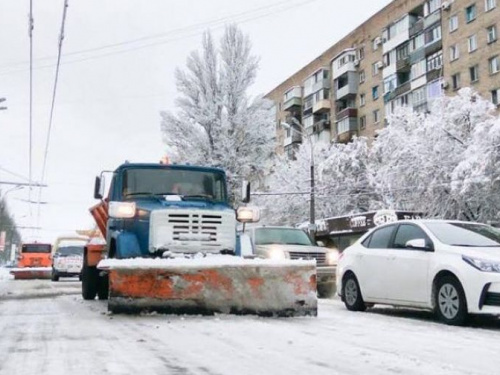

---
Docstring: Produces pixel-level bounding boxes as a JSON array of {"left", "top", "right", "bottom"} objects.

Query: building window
[
  {"left": 359, "top": 70, "right": 365, "bottom": 83},
  {"left": 425, "top": 24, "right": 442, "bottom": 45},
  {"left": 485, "top": 0, "right": 496, "bottom": 11},
  {"left": 372, "top": 38, "right": 380, "bottom": 51},
  {"left": 412, "top": 86, "right": 427, "bottom": 107},
  {"left": 360, "top": 93, "right": 366, "bottom": 106},
  {"left": 492, "top": 88, "right": 499, "bottom": 105},
  {"left": 372, "top": 62, "right": 380, "bottom": 76},
  {"left": 425, "top": 0, "right": 443, "bottom": 16},
  {"left": 373, "top": 110, "right": 380, "bottom": 124},
  {"left": 490, "top": 56, "right": 500, "bottom": 74},
  {"left": 427, "top": 51, "right": 443, "bottom": 71},
  {"left": 449, "top": 15, "right": 459, "bottom": 32},
  {"left": 452, "top": 73, "right": 461, "bottom": 89},
  {"left": 396, "top": 43, "right": 410, "bottom": 61},
  {"left": 372, "top": 86, "right": 379, "bottom": 100},
  {"left": 469, "top": 65, "right": 480, "bottom": 82},
  {"left": 468, "top": 35, "right": 478, "bottom": 52},
  {"left": 487, "top": 25, "right": 497, "bottom": 43},
  {"left": 384, "top": 75, "right": 397, "bottom": 93},
  {"left": 360, "top": 116, "right": 366, "bottom": 129},
  {"left": 466, "top": 4, "right": 477, "bottom": 23},
  {"left": 358, "top": 47, "right": 365, "bottom": 60},
  {"left": 450, "top": 44, "right": 460, "bottom": 61},
  {"left": 411, "top": 59, "right": 427, "bottom": 80}
]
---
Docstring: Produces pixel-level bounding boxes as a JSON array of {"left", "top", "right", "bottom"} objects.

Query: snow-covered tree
[
  {"left": 160, "top": 24, "right": 275, "bottom": 202},
  {"left": 254, "top": 141, "right": 331, "bottom": 226},
  {"left": 374, "top": 88, "right": 500, "bottom": 221}
]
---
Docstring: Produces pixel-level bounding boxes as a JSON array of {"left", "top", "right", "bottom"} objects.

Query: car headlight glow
[
  {"left": 326, "top": 250, "right": 339, "bottom": 265},
  {"left": 463, "top": 255, "right": 500, "bottom": 273},
  {"left": 108, "top": 201, "right": 136, "bottom": 219},
  {"left": 268, "top": 247, "right": 286, "bottom": 260}
]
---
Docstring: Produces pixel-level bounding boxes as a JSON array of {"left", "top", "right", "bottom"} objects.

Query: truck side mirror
[
  {"left": 241, "top": 180, "right": 251, "bottom": 203},
  {"left": 94, "top": 176, "right": 102, "bottom": 200}
]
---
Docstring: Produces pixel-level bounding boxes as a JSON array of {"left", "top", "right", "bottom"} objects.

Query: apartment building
[{"left": 266, "top": 0, "right": 500, "bottom": 155}]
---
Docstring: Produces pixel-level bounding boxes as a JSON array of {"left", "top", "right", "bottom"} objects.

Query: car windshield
[
  {"left": 254, "top": 228, "right": 314, "bottom": 246},
  {"left": 122, "top": 168, "right": 227, "bottom": 202},
  {"left": 57, "top": 246, "right": 84, "bottom": 256},
  {"left": 424, "top": 222, "right": 500, "bottom": 247},
  {"left": 21, "top": 244, "right": 51, "bottom": 253}
]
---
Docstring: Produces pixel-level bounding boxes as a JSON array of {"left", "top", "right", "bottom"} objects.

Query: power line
[
  {"left": 36, "top": 0, "right": 69, "bottom": 227},
  {"left": 0, "top": 166, "right": 30, "bottom": 182},
  {"left": 0, "top": 0, "right": 322, "bottom": 76},
  {"left": 28, "top": 0, "right": 34, "bottom": 220}
]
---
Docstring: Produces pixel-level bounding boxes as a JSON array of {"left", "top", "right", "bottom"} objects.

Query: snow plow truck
[
  {"left": 10, "top": 242, "right": 52, "bottom": 280},
  {"left": 83, "top": 161, "right": 317, "bottom": 316}
]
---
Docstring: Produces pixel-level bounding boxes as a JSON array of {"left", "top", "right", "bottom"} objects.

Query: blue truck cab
[{"left": 95, "top": 162, "right": 240, "bottom": 260}]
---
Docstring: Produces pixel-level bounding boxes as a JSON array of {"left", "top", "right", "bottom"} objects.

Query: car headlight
[
  {"left": 326, "top": 250, "right": 339, "bottom": 265},
  {"left": 108, "top": 201, "right": 136, "bottom": 219},
  {"left": 463, "top": 255, "right": 500, "bottom": 273},
  {"left": 268, "top": 247, "right": 287, "bottom": 260}
]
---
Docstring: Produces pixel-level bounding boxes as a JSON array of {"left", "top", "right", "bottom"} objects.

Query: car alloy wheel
[{"left": 345, "top": 279, "right": 358, "bottom": 306}]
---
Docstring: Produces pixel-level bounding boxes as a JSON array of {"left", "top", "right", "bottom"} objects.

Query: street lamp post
[{"left": 281, "top": 120, "right": 316, "bottom": 232}]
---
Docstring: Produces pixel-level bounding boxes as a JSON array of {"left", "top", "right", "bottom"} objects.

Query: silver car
[{"left": 246, "top": 226, "right": 339, "bottom": 298}]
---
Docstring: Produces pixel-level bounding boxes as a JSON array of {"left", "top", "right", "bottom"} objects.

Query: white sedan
[{"left": 337, "top": 220, "right": 500, "bottom": 325}]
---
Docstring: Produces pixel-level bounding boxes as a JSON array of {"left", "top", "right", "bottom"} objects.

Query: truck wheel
[
  {"left": 82, "top": 252, "right": 98, "bottom": 300},
  {"left": 51, "top": 269, "right": 59, "bottom": 282},
  {"left": 317, "top": 283, "right": 336, "bottom": 298},
  {"left": 97, "top": 274, "right": 109, "bottom": 300}
]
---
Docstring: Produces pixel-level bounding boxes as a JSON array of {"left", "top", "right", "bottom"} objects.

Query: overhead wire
[
  {"left": 36, "top": 0, "right": 69, "bottom": 229},
  {"left": 28, "top": 0, "right": 34, "bottom": 222},
  {"left": 0, "top": 0, "right": 322, "bottom": 76}
]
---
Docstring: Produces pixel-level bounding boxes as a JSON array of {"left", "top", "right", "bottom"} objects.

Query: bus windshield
[{"left": 22, "top": 244, "right": 52, "bottom": 253}]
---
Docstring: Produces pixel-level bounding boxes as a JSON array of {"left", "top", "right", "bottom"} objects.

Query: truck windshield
[
  {"left": 122, "top": 168, "right": 227, "bottom": 202},
  {"left": 22, "top": 244, "right": 52, "bottom": 253},
  {"left": 56, "top": 246, "right": 84, "bottom": 256},
  {"left": 255, "top": 228, "right": 314, "bottom": 246}
]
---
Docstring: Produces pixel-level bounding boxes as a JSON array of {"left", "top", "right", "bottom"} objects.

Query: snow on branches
[{"left": 160, "top": 25, "right": 275, "bottom": 203}]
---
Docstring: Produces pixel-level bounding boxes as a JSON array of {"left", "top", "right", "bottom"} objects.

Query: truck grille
[
  {"left": 150, "top": 209, "right": 236, "bottom": 254},
  {"left": 289, "top": 252, "right": 326, "bottom": 266}
]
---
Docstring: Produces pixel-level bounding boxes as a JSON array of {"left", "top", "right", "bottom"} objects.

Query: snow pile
[{"left": 98, "top": 255, "right": 315, "bottom": 270}]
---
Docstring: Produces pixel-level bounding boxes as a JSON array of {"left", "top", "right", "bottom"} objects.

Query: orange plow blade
[
  {"left": 10, "top": 267, "right": 52, "bottom": 280},
  {"left": 100, "top": 258, "right": 317, "bottom": 317}
]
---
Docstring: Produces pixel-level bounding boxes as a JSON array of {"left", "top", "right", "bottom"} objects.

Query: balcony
[
  {"left": 425, "top": 39, "right": 442, "bottom": 57},
  {"left": 336, "top": 84, "right": 358, "bottom": 100},
  {"left": 283, "top": 131, "right": 302, "bottom": 147},
  {"left": 393, "top": 81, "right": 411, "bottom": 97},
  {"left": 424, "top": 11, "right": 441, "bottom": 29},
  {"left": 332, "top": 49, "right": 357, "bottom": 80},
  {"left": 283, "top": 97, "right": 302, "bottom": 111},
  {"left": 409, "top": 18, "right": 424, "bottom": 38},
  {"left": 313, "top": 99, "right": 331, "bottom": 114},
  {"left": 336, "top": 117, "right": 358, "bottom": 144},
  {"left": 313, "top": 119, "right": 331, "bottom": 133},
  {"left": 426, "top": 68, "right": 442, "bottom": 82},
  {"left": 396, "top": 56, "right": 411, "bottom": 72},
  {"left": 336, "top": 107, "right": 358, "bottom": 120}
]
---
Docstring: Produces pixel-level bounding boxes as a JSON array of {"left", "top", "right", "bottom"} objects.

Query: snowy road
[{"left": 1, "top": 271, "right": 500, "bottom": 375}]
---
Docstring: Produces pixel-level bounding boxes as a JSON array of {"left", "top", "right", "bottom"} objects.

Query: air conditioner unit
[
  {"left": 442, "top": 81, "right": 449, "bottom": 89},
  {"left": 442, "top": 1, "right": 451, "bottom": 10},
  {"left": 374, "top": 37, "right": 382, "bottom": 46},
  {"left": 375, "top": 61, "right": 384, "bottom": 70},
  {"left": 353, "top": 59, "right": 360, "bottom": 67}
]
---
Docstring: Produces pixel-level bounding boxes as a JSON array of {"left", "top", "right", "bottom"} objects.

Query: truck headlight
[
  {"left": 463, "top": 255, "right": 500, "bottom": 273},
  {"left": 326, "top": 250, "right": 339, "bottom": 265},
  {"left": 109, "top": 201, "right": 136, "bottom": 219},
  {"left": 268, "top": 247, "right": 286, "bottom": 260}
]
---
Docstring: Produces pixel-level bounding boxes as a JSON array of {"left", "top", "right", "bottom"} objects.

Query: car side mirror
[{"left": 406, "top": 238, "right": 433, "bottom": 251}]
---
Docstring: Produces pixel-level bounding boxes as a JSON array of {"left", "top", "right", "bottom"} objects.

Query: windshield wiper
[{"left": 181, "top": 194, "right": 215, "bottom": 202}]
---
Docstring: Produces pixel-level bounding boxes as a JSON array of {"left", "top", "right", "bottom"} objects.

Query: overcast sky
[{"left": 0, "top": 0, "right": 392, "bottom": 243}]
